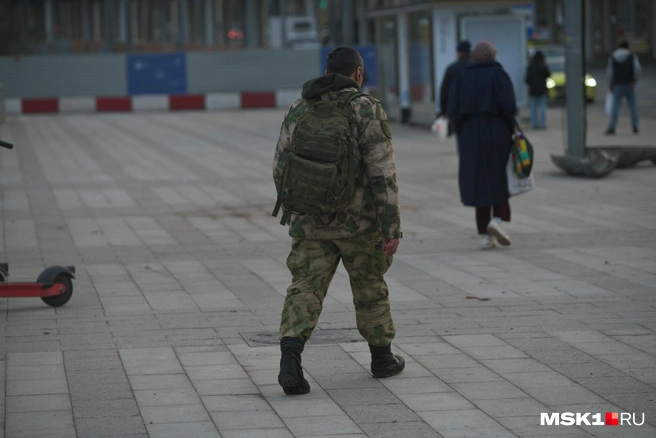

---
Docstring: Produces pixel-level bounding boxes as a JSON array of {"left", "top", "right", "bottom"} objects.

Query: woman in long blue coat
[{"left": 447, "top": 40, "right": 517, "bottom": 249}]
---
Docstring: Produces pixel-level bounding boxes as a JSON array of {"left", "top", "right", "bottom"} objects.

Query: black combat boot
[
  {"left": 278, "top": 337, "right": 311, "bottom": 395},
  {"left": 369, "top": 343, "right": 405, "bottom": 378}
]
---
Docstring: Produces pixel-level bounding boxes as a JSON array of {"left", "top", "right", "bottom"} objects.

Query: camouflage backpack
[{"left": 272, "top": 91, "right": 364, "bottom": 225}]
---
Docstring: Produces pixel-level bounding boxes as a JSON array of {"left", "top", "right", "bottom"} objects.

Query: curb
[{"left": 5, "top": 90, "right": 302, "bottom": 115}]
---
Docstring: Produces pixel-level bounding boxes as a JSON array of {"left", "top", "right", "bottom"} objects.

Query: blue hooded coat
[{"left": 448, "top": 61, "right": 516, "bottom": 207}]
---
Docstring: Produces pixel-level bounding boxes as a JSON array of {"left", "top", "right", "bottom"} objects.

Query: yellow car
[
  {"left": 541, "top": 46, "right": 597, "bottom": 102},
  {"left": 546, "top": 62, "right": 597, "bottom": 102}
]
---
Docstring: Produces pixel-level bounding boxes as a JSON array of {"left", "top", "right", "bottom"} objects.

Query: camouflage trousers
[{"left": 279, "top": 233, "right": 396, "bottom": 347}]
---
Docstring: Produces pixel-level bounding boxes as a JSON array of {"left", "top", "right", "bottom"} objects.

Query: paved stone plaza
[{"left": 0, "top": 99, "right": 654, "bottom": 438}]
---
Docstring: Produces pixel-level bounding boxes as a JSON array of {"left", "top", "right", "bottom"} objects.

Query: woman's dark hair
[
  {"left": 326, "top": 47, "right": 364, "bottom": 77},
  {"left": 532, "top": 50, "right": 545, "bottom": 64}
]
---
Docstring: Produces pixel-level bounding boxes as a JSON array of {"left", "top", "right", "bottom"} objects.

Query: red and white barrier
[{"left": 5, "top": 90, "right": 302, "bottom": 115}]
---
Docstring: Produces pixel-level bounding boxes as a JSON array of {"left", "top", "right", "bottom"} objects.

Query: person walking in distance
[
  {"left": 525, "top": 50, "right": 551, "bottom": 129},
  {"left": 605, "top": 40, "right": 641, "bottom": 135},
  {"left": 438, "top": 40, "right": 471, "bottom": 136},
  {"left": 447, "top": 41, "right": 516, "bottom": 249},
  {"left": 272, "top": 47, "right": 405, "bottom": 395}
]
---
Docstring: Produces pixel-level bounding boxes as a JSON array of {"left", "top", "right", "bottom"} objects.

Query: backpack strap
[
  {"left": 272, "top": 157, "right": 291, "bottom": 219},
  {"left": 335, "top": 92, "right": 366, "bottom": 133},
  {"left": 307, "top": 95, "right": 322, "bottom": 106},
  {"left": 336, "top": 91, "right": 365, "bottom": 109},
  {"left": 280, "top": 209, "right": 292, "bottom": 226},
  {"left": 272, "top": 197, "right": 282, "bottom": 218}
]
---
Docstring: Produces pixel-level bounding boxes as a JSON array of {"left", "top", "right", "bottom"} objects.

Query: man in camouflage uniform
[{"left": 273, "top": 47, "right": 405, "bottom": 395}]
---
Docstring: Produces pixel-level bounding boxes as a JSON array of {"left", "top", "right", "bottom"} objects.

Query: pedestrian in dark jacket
[
  {"left": 447, "top": 40, "right": 516, "bottom": 249},
  {"left": 438, "top": 40, "right": 471, "bottom": 136},
  {"left": 525, "top": 50, "right": 551, "bottom": 129}
]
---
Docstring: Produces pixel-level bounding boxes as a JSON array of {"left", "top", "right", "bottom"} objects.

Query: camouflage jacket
[{"left": 273, "top": 74, "right": 402, "bottom": 240}]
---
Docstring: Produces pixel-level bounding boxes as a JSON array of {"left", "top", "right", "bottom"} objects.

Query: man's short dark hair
[
  {"left": 619, "top": 40, "right": 630, "bottom": 49},
  {"left": 457, "top": 40, "right": 471, "bottom": 54},
  {"left": 326, "top": 47, "right": 364, "bottom": 77}
]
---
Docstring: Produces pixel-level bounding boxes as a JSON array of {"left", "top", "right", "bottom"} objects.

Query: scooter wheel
[{"left": 41, "top": 274, "right": 73, "bottom": 307}]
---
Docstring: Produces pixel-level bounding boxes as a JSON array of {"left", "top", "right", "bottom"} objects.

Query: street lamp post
[
  {"left": 563, "top": 0, "right": 585, "bottom": 159},
  {"left": 550, "top": 0, "right": 618, "bottom": 177}
]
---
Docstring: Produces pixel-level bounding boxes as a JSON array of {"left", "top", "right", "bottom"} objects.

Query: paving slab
[
  {"left": 210, "top": 410, "right": 285, "bottom": 430},
  {"left": 5, "top": 410, "right": 76, "bottom": 438},
  {"left": 0, "top": 106, "right": 655, "bottom": 436}
]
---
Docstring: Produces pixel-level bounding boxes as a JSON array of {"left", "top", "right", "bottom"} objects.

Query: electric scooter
[{"left": 0, "top": 139, "right": 75, "bottom": 307}]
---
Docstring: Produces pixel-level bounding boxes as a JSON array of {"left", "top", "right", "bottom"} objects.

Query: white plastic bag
[
  {"left": 506, "top": 156, "right": 535, "bottom": 196},
  {"left": 605, "top": 91, "right": 613, "bottom": 116},
  {"left": 431, "top": 117, "right": 448, "bottom": 140}
]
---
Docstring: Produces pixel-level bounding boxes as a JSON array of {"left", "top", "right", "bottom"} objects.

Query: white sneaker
[
  {"left": 486, "top": 218, "right": 511, "bottom": 246},
  {"left": 480, "top": 234, "right": 498, "bottom": 249}
]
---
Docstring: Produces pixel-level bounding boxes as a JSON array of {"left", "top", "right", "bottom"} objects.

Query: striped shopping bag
[{"left": 512, "top": 121, "right": 534, "bottom": 178}]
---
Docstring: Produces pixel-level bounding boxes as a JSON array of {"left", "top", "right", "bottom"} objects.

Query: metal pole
[
  {"left": 82, "top": 0, "right": 91, "bottom": 40},
  {"left": 545, "top": 0, "right": 555, "bottom": 43},
  {"left": 329, "top": 0, "right": 337, "bottom": 44},
  {"left": 245, "top": 0, "right": 258, "bottom": 48},
  {"left": 306, "top": 0, "right": 315, "bottom": 18},
  {"left": 260, "top": 0, "right": 269, "bottom": 48},
  {"left": 602, "top": 0, "right": 611, "bottom": 53},
  {"left": 374, "top": 16, "right": 386, "bottom": 108},
  {"left": 130, "top": 1, "right": 139, "bottom": 43},
  {"left": 584, "top": 0, "right": 594, "bottom": 61},
  {"left": 397, "top": 11, "right": 411, "bottom": 123},
  {"left": 93, "top": 1, "right": 102, "bottom": 41},
  {"left": 357, "top": 0, "right": 367, "bottom": 44},
  {"left": 178, "top": 0, "right": 187, "bottom": 48},
  {"left": 45, "top": 0, "right": 54, "bottom": 43},
  {"left": 216, "top": 0, "right": 225, "bottom": 48},
  {"left": 564, "top": 0, "right": 586, "bottom": 158},
  {"left": 104, "top": 0, "right": 114, "bottom": 52},
  {"left": 125, "top": 0, "right": 132, "bottom": 49},
  {"left": 118, "top": 0, "right": 128, "bottom": 44},
  {"left": 159, "top": 0, "right": 167, "bottom": 43},
  {"left": 342, "top": 0, "right": 353, "bottom": 45},
  {"left": 204, "top": 0, "right": 214, "bottom": 47},
  {"left": 653, "top": 0, "right": 656, "bottom": 60},
  {"left": 280, "top": 0, "right": 287, "bottom": 48}
]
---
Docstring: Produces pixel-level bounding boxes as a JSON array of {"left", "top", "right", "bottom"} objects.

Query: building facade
[
  {"left": 1, "top": 0, "right": 654, "bottom": 123},
  {"left": 0, "top": 0, "right": 315, "bottom": 53},
  {"left": 2, "top": 1, "right": 653, "bottom": 57}
]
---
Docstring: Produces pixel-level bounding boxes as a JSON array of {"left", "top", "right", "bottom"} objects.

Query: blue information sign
[{"left": 126, "top": 53, "right": 187, "bottom": 95}]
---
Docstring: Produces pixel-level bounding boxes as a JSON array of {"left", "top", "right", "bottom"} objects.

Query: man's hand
[{"left": 382, "top": 238, "right": 400, "bottom": 256}]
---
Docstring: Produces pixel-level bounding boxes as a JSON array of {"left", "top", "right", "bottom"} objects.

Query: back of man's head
[
  {"left": 326, "top": 47, "right": 364, "bottom": 77},
  {"left": 457, "top": 40, "right": 471, "bottom": 55},
  {"left": 619, "top": 40, "right": 630, "bottom": 49}
]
